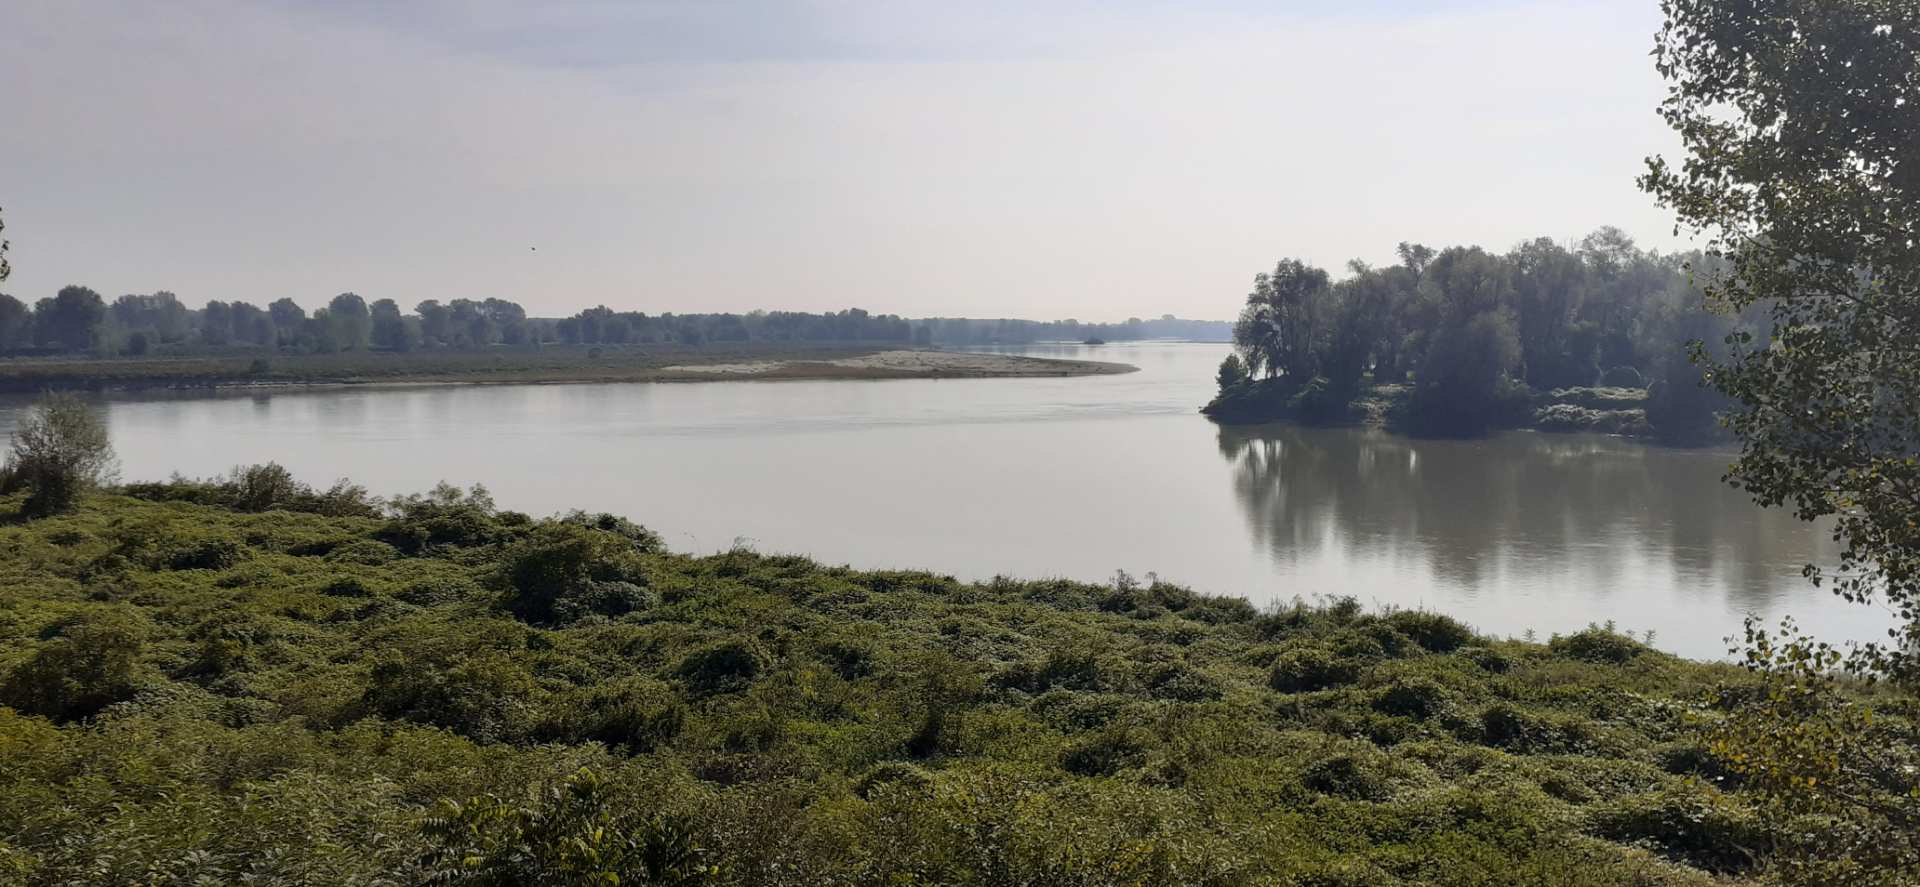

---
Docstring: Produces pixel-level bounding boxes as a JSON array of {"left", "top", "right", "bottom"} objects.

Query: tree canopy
[
  {"left": 1642, "top": 1, "right": 1920, "bottom": 879},
  {"left": 1213, "top": 230, "right": 1745, "bottom": 436},
  {"left": 1644, "top": 0, "right": 1920, "bottom": 678}
]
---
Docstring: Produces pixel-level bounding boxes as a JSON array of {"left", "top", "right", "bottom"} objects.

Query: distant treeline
[
  {"left": 554, "top": 307, "right": 914, "bottom": 346},
  {"left": 0, "top": 286, "right": 1224, "bottom": 358},
  {"left": 0, "top": 290, "right": 542, "bottom": 357},
  {"left": 916, "top": 315, "right": 1230, "bottom": 346},
  {"left": 0, "top": 290, "right": 929, "bottom": 357}
]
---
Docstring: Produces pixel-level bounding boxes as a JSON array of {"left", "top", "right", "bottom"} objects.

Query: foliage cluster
[
  {"left": 1639, "top": 2, "right": 1920, "bottom": 882},
  {"left": 1208, "top": 230, "right": 1745, "bottom": 439},
  {"left": 0, "top": 485, "right": 1890, "bottom": 884},
  {"left": 0, "top": 392, "right": 117, "bottom": 516}
]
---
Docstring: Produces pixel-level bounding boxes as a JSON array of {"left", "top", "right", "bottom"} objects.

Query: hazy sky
[{"left": 2, "top": 1, "right": 1686, "bottom": 321}]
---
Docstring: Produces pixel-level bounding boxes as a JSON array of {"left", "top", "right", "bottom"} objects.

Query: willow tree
[
  {"left": 1643, "top": 0, "right": 1920, "bottom": 880},
  {"left": 1232, "top": 259, "right": 1332, "bottom": 381}
]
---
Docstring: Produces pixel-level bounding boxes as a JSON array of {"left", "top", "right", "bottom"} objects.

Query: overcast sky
[{"left": 1, "top": 1, "right": 1686, "bottom": 321}]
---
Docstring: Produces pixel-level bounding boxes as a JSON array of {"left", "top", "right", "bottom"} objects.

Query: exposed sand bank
[{"left": 660, "top": 349, "right": 1136, "bottom": 379}]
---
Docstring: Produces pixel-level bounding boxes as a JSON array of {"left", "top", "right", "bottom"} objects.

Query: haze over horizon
[{"left": 3, "top": 0, "right": 1686, "bottom": 321}]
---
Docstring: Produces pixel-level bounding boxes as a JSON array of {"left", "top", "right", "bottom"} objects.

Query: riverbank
[
  {"left": 1204, "top": 377, "right": 1668, "bottom": 439},
  {"left": 0, "top": 476, "right": 1850, "bottom": 884},
  {"left": 0, "top": 345, "right": 1135, "bottom": 393}
]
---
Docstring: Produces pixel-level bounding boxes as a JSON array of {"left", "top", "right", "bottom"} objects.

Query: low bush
[
  {"left": 1590, "top": 785, "right": 1768, "bottom": 874},
  {"left": 1373, "top": 676, "right": 1453, "bottom": 720},
  {"left": 1060, "top": 724, "right": 1152, "bottom": 776},
  {"left": 1384, "top": 610, "right": 1478, "bottom": 653},
  {"left": 1270, "top": 646, "right": 1363, "bottom": 692},
  {"left": 674, "top": 640, "right": 771, "bottom": 697},
  {"left": 1551, "top": 627, "right": 1649, "bottom": 664},
  {"left": 500, "top": 522, "right": 652, "bottom": 624},
  {"left": 1299, "top": 750, "right": 1397, "bottom": 801},
  {"left": 1478, "top": 702, "right": 1596, "bottom": 754},
  {"left": 0, "top": 609, "right": 148, "bottom": 721},
  {"left": 541, "top": 677, "right": 686, "bottom": 753}
]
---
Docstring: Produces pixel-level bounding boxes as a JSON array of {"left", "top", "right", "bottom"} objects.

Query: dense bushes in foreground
[{"left": 0, "top": 484, "right": 1900, "bottom": 884}]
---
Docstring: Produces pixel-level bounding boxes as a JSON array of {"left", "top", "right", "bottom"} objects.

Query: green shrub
[
  {"left": 1, "top": 609, "right": 148, "bottom": 721},
  {"left": 551, "top": 580, "right": 656, "bottom": 624},
  {"left": 814, "top": 637, "right": 876, "bottom": 680},
  {"left": 854, "top": 761, "right": 934, "bottom": 799},
  {"left": 1252, "top": 601, "right": 1316, "bottom": 639},
  {"left": 1460, "top": 646, "right": 1514, "bottom": 673},
  {"left": 4, "top": 392, "right": 117, "bottom": 518},
  {"left": 420, "top": 768, "right": 721, "bottom": 887},
  {"left": 186, "top": 611, "right": 280, "bottom": 679},
  {"left": 1652, "top": 741, "right": 1741, "bottom": 786},
  {"left": 1270, "top": 646, "right": 1362, "bottom": 693},
  {"left": 1478, "top": 703, "right": 1593, "bottom": 754},
  {"left": 674, "top": 640, "right": 771, "bottom": 697},
  {"left": 1589, "top": 785, "right": 1766, "bottom": 873},
  {"left": 1384, "top": 610, "right": 1477, "bottom": 653},
  {"left": 501, "top": 522, "right": 649, "bottom": 624},
  {"left": 318, "top": 576, "right": 376, "bottom": 598},
  {"left": 558, "top": 510, "right": 665, "bottom": 553},
  {"left": 228, "top": 462, "right": 303, "bottom": 512},
  {"left": 1139, "top": 660, "right": 1225, "bottom": 702},
  {"left": 1541, "top": 386, "right": 1650, "bottom": 409},
  {"left": 993, "top": 646, "right": 1108, "bottom": 693},
  {"left": 542, "top": 677, "right": 685, "bottom": 753},
  {"left": 397, "top": 575, "right": 483, "bottom": 605},
  {"left": 378, "top": 483, "right": 507, "bottom": 553},
  {"left": 1060, "top": 725, "right": 1151, "bottom": 776},
  {"left": 1028, "top": 690, "right": 1129, "bottom": 733},
  {"left": 1299, "top": 751, "right": 1394, "bottom": 801},
  {"left": 1550, "top": 627, "right": 1648, "bottom": 664},
  {"left": 358, "top": 652, "right": 540, "bottom": 743},
  {"left": 1373, "top": 677, "right": 1452, "bottom": 720},
  {"left": 1342, "top": 622, "right": 1418, "bottom": 659},
  {"left": 166, "top": 535, "right": 245, "bottom": 571},
  {"left": 324, "top": 539, "right": 401, "bottom": 566},
  {"left": 1287, "top": 376, "right": 1352, "bottom": 423}
]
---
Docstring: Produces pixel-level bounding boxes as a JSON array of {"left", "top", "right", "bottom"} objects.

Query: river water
[{"left": 0, "top": 341, "right": 1883, "bottom": 658}]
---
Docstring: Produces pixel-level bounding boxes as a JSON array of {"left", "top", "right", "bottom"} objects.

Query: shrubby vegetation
[
  {"left": 0, "top": 392, "right": 117, "bottom": 516},
  {"left": 1204, "top": 231, "right": 1742, "bottom": 441},
  {"left": 1, "top": 478, "right": 1905, "bottom": 884}
]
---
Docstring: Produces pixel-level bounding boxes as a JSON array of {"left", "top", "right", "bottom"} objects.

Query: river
[{"left": 0, "top": 341, "right": 1882, "bottom": 658}]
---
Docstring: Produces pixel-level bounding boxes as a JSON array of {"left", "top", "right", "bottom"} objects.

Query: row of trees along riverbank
[
  {"left": 0, "top": 281, "right": 1226, "bottom": 360},
  {"left": 0, "top": 290, "right": 927, "bottom": 357}
]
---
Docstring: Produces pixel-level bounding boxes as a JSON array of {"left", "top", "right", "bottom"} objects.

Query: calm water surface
[{"left": 0, "top": 342, "right": 1883, "bottom": 658}]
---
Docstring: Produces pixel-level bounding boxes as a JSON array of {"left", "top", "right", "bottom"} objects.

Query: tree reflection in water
[{"left": 1217, "top": 423, "right": 1836, "bottom": 617}]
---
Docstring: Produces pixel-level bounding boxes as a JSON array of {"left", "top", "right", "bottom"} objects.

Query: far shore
[{"left": 0, "top": 345, "right": 1136, "bottom": 395}]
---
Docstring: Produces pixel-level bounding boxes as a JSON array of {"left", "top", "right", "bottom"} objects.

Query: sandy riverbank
[
  {"left": 0, "top": 346, "right": 1135, "bottom": 394},
  {"left": 660, "top": 349, "right": 1136, "bottom": 380}
]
